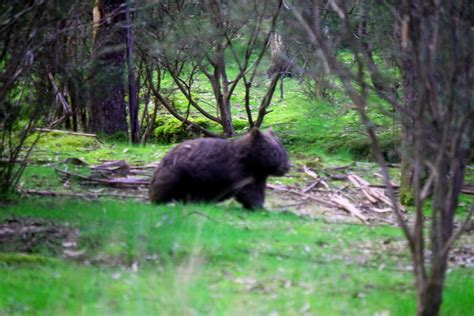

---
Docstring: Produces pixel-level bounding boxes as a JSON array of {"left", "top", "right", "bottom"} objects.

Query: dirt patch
[
  {"left": 353, "top": 234, "right": 474, "bottom": 270},
  {"left": 266, "top": 175, "right": 405, "bottom": 226},
  {"left": 0, "top": 217, "right": 81, "bottom": 257}
]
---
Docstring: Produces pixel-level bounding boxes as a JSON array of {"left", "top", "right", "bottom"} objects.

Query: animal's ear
[{"left": 249, "top": 128, "right": 262, "bottom": 139}]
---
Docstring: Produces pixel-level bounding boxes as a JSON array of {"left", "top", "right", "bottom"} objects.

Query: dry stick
[
  {"left": 54, "top": 167, "right": 149, "bottom": 186},
  {"left": 18, "top": 189, "right": 147, "bottom": 200},
  {"left": 324, "top": 165, "right": 352, "bottom": 171},
  {"left": 461, "top": 188, "right": 474, "bottom": 195},
  {"left": 302, "top": 180, "right": 320, "bottom": 193},
  {"left": 303, "top": 165, "right": 331, "bottom": 190},
  {"left": 369, "top": 183, "right": 474, "bottom": 195},
  {"left": 373, "top": 172, "right": 397, "bottom": 186},
  {"left": 331, "top": 195, "right": 369, "bottom": 224},
  {"left": 348, "top": 174, "right": 377, "bottom": 204},
  {"left": 266, "top": 183, "right": 338, "bottom": 208},
  {"left": 329, "top": 174, "right": 348, "bottom": 181},
  {"left": 369, "top": 184, "right": 401, "bottom": 189},
  {"left": 370, "top": 207, "right": 393, "bottom": 214},
  {"left": 34, "top": 128, "right": 97, "bottom": 138},
  {"left": 348, "top": 173, "right": 406, "bottom": 214},
  {"left": 303, "top": 165, "right": 319, "bottom": 180},
  {"left": 334, "top": 184, "right": 349, "bottom": 195},
  {"left": 47, "top": 72, "right": 71, "bottom": 118}
]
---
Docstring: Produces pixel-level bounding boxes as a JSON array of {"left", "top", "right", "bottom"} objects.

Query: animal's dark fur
[{"left": 149, "top": 128, "right": 290, "bottom": 209}]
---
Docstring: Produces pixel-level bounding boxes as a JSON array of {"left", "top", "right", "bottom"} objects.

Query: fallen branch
[
  {"left": 267, "top": 183, "right": 338, "bottom": 208},
  {"left": 329, "top": 174, "right": 348, "bottom": 181},
  {"left": 54, "top": 167, "right": 149, "bottom": 187},
  {"left": 303, "top": 165, "right": 320, "bottom": 180},
  {"left": 368, "top": 183, "right": 474, "bottom": 195},
  {"left": 347, "top": 174, "right": 377, "bottom": 204},
  {"left": 330, "top": 195, "right": 369, "bottom": 224},
  {"left": 373, "top": 172, "right": 397, "bottom": 186},
  {"left": 369, "top": 184, "right": 401, "bottom": 189},
  {"left": 348, "top": 173, "right": 406, "bottom": 213},
  {"left": 34, "top": 128, "right": 98, "bottom": 138},
  {"left": 18, "top": 189, "right": 147, "bottom": 200},
  {"left": 324, "top": 165, "right": 352, "bottom": 171},
  {"left": 302, "top": 180, "right": 320, "bottom": 193},
  {"left": 461, "top": 188, "right": 474, "bottom": 195}
]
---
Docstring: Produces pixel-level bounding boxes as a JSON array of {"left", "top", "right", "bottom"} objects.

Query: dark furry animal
[{"left": 149, "top": 128, "right": 290, "bottom": 209}]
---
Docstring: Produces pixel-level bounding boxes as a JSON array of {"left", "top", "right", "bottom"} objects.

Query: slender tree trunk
[
  {"left": 398, "top": 52, "right": 417, "bottom": 205},
  {"left": 255, "top": 73, "right": 281, "bottom": 127},
  {"left": 268, "top": 32, "right": 287, "bottom": 76},
  {"left": 125, "top": 0, "right": 139, "bottom": 143},
  {"left": 89, "top": 0, "right": 128, "bottom": 135},
  {"left": 243, "top": 80, "right": 254, "bottom": 127}
]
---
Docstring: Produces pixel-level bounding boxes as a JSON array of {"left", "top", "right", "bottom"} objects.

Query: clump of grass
[{"left": 0, "top": 253, "right": 55, "bottom": 265}]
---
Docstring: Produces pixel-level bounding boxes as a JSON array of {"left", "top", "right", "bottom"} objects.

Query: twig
[
  {"left": 267, "top": 183, "right": 338, "bottom": 208},
  {"left": 34, "top": 128, "right": 98, "bottom": 138},
  {"left": 184, "top": 211, "right": 220, "bottom": 223},
  {"left": 324, "top": 165, "right": 352, "bottom": 171},
  {"left": 302, "top": 180, "right": 320, "bottom": 193}
]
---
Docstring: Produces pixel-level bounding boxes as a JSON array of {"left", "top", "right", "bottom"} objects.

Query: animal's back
[{"left": 149, "top": 138, "right": 243, "bottom": 203}]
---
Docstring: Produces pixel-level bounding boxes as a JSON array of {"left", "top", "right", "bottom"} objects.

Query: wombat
[{"left": 149, "top": 128, "right": 290, "bottom": 209}]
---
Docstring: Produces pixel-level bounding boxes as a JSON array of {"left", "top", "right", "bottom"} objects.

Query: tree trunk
[
  {"left": 268, "top": 32, "right": 288, "bottom": 76},
  {"left": 89, "top": 0, "right": 128, "bottom": 135},
  {"left": 398, "top": 52, "right": 417, "bottom": 205},
  {"left": 417, "top": 277, "right": 445, "bottom": 316},
  {"left": 125, "top": 0, "right": 139, "bottom": 143}
]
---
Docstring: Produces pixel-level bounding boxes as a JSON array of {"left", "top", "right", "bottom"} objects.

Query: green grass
[
  {"left": 3, "top": 51, "right": 472, "bottom": 316},
  {"left": 1, "top": 198, "right": 473, "bottom": 315}
]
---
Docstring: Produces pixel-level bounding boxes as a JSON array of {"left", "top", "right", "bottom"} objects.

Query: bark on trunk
[
  {"left": 267, "top": 32, "right": 289, "bottom": 76},
  {"left": 89, "top": 0, "right": 128, "bottom": 135},
  {"left": 125, "top": 1, "right": 139, "bottom": 143},
  {"left": 398, "top": 54, "right": 417, "bottom": 205}
]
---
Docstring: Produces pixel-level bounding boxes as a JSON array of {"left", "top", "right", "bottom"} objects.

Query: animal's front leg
[{"left": 235, "top": 178, "right": 266, "bottom": 210}]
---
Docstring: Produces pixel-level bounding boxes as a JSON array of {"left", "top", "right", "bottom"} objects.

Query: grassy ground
[
  {"left": 1, "top": 198, "right": 472, "bottom": 315},
  {"left": 2, "top": 68, "right": 473, "bottom": 315}
]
